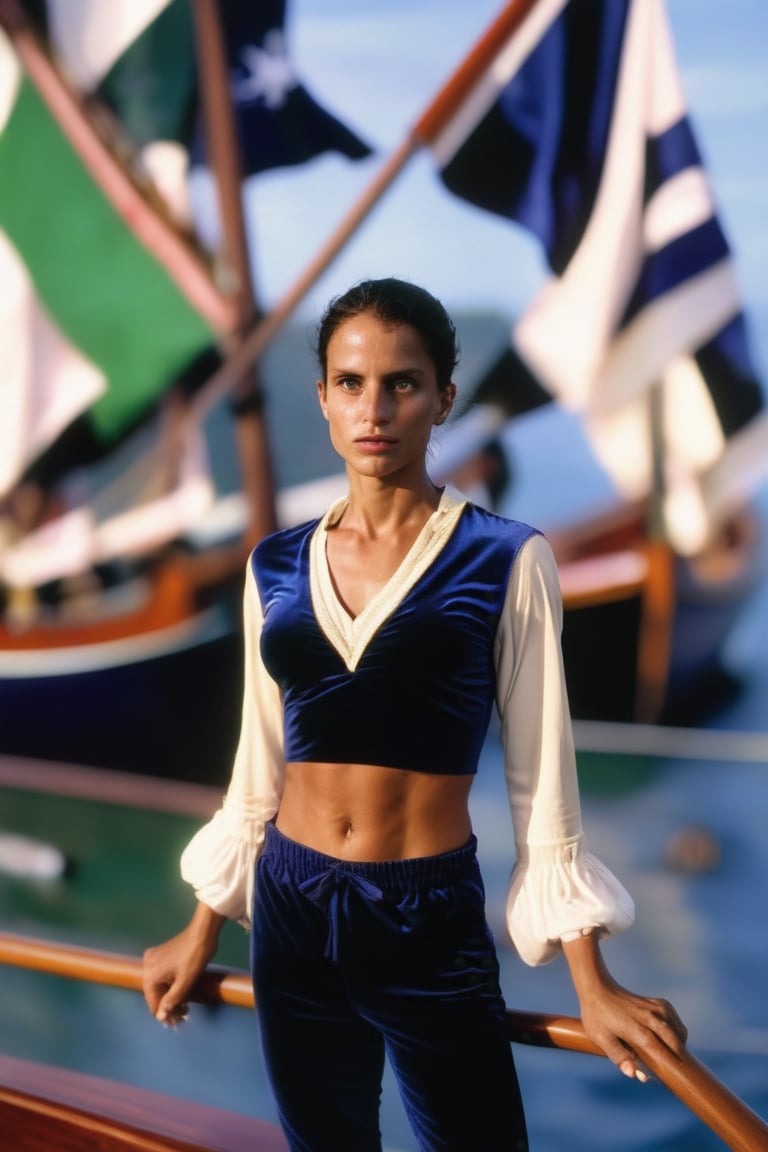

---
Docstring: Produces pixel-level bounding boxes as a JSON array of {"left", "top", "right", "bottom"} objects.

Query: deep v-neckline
[{"left": 309, "top": 489, "right": 466, "bottom": 671}]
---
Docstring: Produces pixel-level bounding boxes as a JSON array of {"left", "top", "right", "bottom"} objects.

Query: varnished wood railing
[
  {"left": 2, "top": 932, "right": 767, "bottom": 1152},
  {"left": 0, "top": 1052, "right": 290, "bottom": 1152}
]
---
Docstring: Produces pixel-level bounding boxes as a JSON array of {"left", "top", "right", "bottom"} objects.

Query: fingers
[
  {"left": 614, "top": 1003, "right": 688, "bottom": 1081},
  {"left": 141, "top": 947, "right": 167, "bottom": 1017},
  {"left": 643, "top": 997, "right": 688, "bottom": 1054},
  {"left": 148, "top": 982, "right": 191, "bottom": 1028},
  {"left": 584, "top": 994, "right": 688, "bottom": 1083},
  {"left": 661, "top": 1000, "right": 688, "bottom": 1046},
  {"left": 142, "top": 944, "right": 192, "bottom": 1027},
  {"left": 150, "top": 973, "right": 193, "bottom": 1027},
  {"left": 598, "top": 1036, "right": 650, "bottom": 1083},
  {"left": 619, "top": 1058, "right": 650, "bottom": 1084},
  {"left": 157, "top": 998, "right": 190, "bottom": 1029}
]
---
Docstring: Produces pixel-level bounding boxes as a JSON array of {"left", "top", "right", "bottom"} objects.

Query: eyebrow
[{"left": 328, "top": 366, "right": 428, "bottom": 380}]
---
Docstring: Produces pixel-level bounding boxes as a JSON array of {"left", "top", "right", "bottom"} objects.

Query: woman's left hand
[
  {"left": 578, "top": 975, "right": 688, "bottom": 1081},
  {"left": 563, "top": 932, "right": 688, "bottom": 1081}
]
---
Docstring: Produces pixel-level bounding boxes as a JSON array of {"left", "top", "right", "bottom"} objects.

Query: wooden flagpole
[{"left": 190, "top": 0, "right": 278, "bottom": 557}]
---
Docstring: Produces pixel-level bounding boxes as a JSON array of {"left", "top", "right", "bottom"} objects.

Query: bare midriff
[{"left": 275, "top": 762, "right": 474, "bottom": 861}]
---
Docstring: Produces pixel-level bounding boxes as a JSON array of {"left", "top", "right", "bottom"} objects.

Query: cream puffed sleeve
[
  {"left": 180, "top": 559, "right": 284, "bottom": 928},
  {"left": 495, "top": 533, "right": 634, "bottom": 965}
]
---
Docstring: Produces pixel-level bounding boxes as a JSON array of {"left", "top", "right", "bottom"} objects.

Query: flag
[
  {"left": 0, "top": 25, "right": 218, "bottom": 497},
  {"left": 430, "top": 0, "right": 766, "bottom": 554},
  {"left": 43, "top": 0, "right": 371, "bottom": 181},
  {"left": 210, "top": 0, "right": 372, "bottom": 176}
]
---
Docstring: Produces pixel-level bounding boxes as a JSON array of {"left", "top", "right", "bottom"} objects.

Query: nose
[{"left": 361, "top": 382, "right": 392, "bottom": 426}]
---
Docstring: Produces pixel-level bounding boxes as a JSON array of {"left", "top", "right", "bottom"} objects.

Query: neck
[{"left": 341, "top": 473, "right": 442, "bottom": 538}]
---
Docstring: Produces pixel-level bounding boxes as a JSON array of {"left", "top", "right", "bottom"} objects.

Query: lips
[{"left": 355, "top": 436, "right": 397, "bottom": 450}]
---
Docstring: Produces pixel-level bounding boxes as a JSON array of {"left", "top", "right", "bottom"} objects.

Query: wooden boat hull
[
  {"left": 557, "top": 504, "right": 761, "bottom": 724},
  {"left": 0, "top": 568, "right": 243, "bottom": 785},
  {"left": 561, "top": 553, "right": 755, "bottom": 723},
  {"left": 0, "top": 1052, "right": 289, "bottom": 1152}
]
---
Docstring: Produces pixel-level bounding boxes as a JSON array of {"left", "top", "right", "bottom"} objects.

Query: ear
[
  {"left": 316, "top": 378, "right": 329, "bottom": 420},
  {"left": 434, "top": 382, "right": 456, "bottom": 426}
]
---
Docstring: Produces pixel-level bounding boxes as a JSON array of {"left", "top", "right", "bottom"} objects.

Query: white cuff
[{"left": 506, "top": 842, "right": 635, "bottom": 966}]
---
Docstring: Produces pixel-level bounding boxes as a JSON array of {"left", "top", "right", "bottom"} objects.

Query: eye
[
  {"left": 336, "top": 375, "right": 362, "bottom": 391},
  {"left": 390, "top": 377, "right": 416, "bottom": 392}
]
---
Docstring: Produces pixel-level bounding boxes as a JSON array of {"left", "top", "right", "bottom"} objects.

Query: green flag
[{"left": 0, "top": 26, "right": 216, "bottom": 492}]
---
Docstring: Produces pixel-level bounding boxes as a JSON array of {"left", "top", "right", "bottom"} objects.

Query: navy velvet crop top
[{"left": 253, "top": 503, "right": 538, "bottom": 775}]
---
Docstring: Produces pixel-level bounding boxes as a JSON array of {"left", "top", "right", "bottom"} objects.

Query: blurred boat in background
[{"left": 1, "top": 6, "right": 767, "bottom": 1149}]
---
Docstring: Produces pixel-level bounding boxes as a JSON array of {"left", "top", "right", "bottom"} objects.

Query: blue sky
[{"left": 206, "top": 1, "right": 768, "bottom": 380}]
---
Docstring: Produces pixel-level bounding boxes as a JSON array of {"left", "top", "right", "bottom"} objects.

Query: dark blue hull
[{"left": 0, "top": 615, "right": 243, "bottom": 787}]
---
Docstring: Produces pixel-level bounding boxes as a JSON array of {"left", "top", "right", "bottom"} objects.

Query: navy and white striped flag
[{"left": 431, "top": 0, "right": 766, "bottom": 554}]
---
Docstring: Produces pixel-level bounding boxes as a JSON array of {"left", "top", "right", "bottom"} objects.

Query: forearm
[
  {"left": 562, "top": 929, "right": 616, "bottom": 1001},
  {"left": 187, "top": 899, "right": 227, "bottom": 955}
]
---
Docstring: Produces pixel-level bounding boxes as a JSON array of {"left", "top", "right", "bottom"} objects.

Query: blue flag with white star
[{"left": 219, "top": 0, "right": 371, "bottom": 175}]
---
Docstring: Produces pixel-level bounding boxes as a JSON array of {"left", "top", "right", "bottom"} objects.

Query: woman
[{"left": 143, "top": 278, "right": 687, "bottom": 1152}]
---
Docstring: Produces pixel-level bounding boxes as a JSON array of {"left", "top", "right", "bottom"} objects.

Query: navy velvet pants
[{"left": 251, "top": 823, "right": 528, "bottom": 1152}]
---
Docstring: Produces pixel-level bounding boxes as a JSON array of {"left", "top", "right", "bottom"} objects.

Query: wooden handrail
[
  {"left": 1, "top": 933, "right": 766, "bottom": 1150},
  {"left": 0, "top": 931, "right": 253, "bottom": 1009}
]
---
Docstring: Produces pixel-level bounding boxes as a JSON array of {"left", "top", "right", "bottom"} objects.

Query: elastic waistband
[{"left": 262, "top": 822, "right": 478, "bottom": 888}]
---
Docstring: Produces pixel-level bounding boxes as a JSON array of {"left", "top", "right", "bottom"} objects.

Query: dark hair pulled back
[{"left": 315, "top": 278, "right": 459, "bottom": 391}]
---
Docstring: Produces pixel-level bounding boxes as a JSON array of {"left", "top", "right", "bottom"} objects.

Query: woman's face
[{"left": 317, "top": 312, "right": 455, "bottom": 483}]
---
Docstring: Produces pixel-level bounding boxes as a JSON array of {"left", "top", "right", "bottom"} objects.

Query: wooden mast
[{"left": 189, "top": 0, "right": 278, "bottom": 573}]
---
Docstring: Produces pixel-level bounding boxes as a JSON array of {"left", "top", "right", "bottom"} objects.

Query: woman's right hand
[{"left": 142, "top": 902, "right": 225, "bottom": 1027}]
